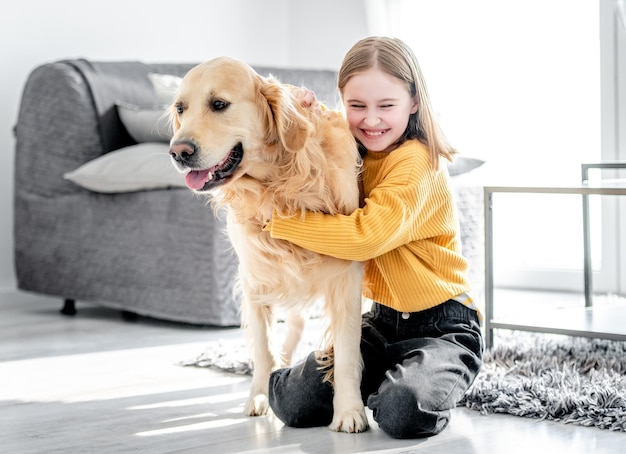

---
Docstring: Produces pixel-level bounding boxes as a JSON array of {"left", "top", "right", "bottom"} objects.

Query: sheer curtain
[{"left": 372, "top": 0, "right": 607, "bottom": 292}]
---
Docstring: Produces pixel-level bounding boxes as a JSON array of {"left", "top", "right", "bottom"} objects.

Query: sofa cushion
[
  {"left": 448, "top": 156, "right": 485, "bottom": 177},
  {"left": 63, "top": 143, "right": 185, "bottom": 193},
  {"left": 115, "top": 73, "right": 182, "bottom": 143},
  {"left": 116, "top": 102, "right": 171, "bottom": 143},
  {"left": 148, "top": 72, "right": 182, "bottom": 104}
]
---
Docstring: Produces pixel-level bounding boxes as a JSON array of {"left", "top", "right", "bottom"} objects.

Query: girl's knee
[
  {"left": 367, "top": 384, "right": 450, "bottom": 438},
  {"left": 268, "top": 353, "right": 334, "bottom": 428}
]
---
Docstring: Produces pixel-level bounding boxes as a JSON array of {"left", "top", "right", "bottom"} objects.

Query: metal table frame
[
  {"left": 484, "top": 164, "right": 626, "bottom": 348},
  {"left": 581, "top": 162, "right": 626, "bottom": 307}
]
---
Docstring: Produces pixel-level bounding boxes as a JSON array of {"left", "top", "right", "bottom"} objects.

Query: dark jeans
[{"left": 269, "top": 300, "right": 483, "bottom": 438}]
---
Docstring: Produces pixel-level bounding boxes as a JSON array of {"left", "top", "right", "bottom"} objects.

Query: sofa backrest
[
  {"left": 253, "top": 65, "right": 341, "bottom": 109},
  {"left": 146, "top": 62, "right": 341, "bottom": 110},
  {"left": 68, "top": 60, "right": 340, "bottom": 154}
]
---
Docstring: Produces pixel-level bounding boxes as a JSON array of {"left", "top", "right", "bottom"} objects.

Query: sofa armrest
[
  {"left": 14, "top": 62, "right": 106, "bottom": 197},
  {"left": 14, "top": 60, "right": 162, "bottom": 197},
  {"left": 451, "top": 177, "right": 485, "bottom": 300}
]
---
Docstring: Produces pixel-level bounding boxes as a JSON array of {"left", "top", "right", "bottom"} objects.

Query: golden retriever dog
[{"left": 168, "top": 57, "right": 367, "bottom": 433}]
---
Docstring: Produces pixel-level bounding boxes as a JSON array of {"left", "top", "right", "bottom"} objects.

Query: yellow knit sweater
[{"left": 266, "top": 139, "right": 471, "bottom": 313}]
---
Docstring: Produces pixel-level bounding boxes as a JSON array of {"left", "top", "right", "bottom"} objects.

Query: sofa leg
[{"left": 60, "top": 299, "right": 77, "bottom": 316}]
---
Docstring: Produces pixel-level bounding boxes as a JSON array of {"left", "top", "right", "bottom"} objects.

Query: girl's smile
[{"left": 362, "top": 128, "right": 390, "bottom": 137}]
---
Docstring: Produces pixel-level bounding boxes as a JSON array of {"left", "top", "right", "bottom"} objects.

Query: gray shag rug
[
  {"left": 459, "top": 331, "right": 626, "bottom": 431},
  {"left": 181, "top": 330, "right": 626, "bottom": 432}
]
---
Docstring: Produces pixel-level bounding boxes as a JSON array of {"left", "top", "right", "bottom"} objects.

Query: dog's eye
[
  {"left": 175, "top": 104, "right": 184, "bottom": 115},
  {"left": 211, "top": 99, "right": 230, "bottom": 112}
]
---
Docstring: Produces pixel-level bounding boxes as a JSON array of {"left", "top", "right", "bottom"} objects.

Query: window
[{"left": 382, "top": 0, "right": 624, "bottom": 295}]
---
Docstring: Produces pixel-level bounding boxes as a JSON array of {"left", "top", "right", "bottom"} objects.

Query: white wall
[{"left": 0, "top": 0, "right": 368, "bottom": 291}]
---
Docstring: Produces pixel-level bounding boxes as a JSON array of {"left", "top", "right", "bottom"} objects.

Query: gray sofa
[{"left": 13, "top": 59, "right": 483, "bottom": 326}]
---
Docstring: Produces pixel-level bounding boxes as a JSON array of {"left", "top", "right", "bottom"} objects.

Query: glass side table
[{"left": 483, "top": 179, "right": 626, "bottom": 348}]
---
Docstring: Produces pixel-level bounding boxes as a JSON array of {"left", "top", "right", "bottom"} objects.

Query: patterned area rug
[{"left": 181, "top": 329, "right": 626, "bottom": 432}]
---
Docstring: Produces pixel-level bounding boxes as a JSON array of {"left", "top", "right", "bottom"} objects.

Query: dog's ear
[{"left": 259, "top": 79, "right": 310, "bottom": 152}]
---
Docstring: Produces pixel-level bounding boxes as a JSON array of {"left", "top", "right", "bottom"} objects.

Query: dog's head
[{"left": 169, "top": 57, "right": 312, "bottom": 193}]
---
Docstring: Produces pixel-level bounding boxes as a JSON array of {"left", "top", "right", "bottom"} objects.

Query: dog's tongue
[{"left": 185, "top": 170, "right": 211, "bottom": 190}]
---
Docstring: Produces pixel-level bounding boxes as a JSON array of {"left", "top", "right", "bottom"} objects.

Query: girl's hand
[{"left": 292, "top": 87, "right": 318, "bottom": 108}]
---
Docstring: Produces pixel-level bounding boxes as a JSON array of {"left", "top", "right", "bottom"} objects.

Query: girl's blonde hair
[{"left": 338, "top": 36, "right": 456, "bottom": 169}]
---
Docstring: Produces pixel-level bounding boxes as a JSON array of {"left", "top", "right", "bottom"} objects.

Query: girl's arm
[
  {"left": 266, "top": 147, "right": 446, "bottom": 261},
  {"left": 266, "top": 187, "right": 415, "bottom": 261}
]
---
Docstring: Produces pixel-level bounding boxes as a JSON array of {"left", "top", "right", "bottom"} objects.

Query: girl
[{"left": 265, "top": 36, "right": 483, "bottom": 439}]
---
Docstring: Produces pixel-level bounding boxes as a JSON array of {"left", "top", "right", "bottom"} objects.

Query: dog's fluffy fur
[{"left": 168, "top": 57, "right": 367, "bottom": 433}]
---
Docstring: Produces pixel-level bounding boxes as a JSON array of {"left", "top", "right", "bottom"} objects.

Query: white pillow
[
  {"left": 117, "top": 102, "right": 171, "bottom": 143},
  {"left": 148, "top": 73, "right": 182, "bottom": 105},
  {"left": 448, "top": 157, "right": 485, "bottom": 177},
  {"left": 63, "top": 143, "right": 187, "bottom": 193}
]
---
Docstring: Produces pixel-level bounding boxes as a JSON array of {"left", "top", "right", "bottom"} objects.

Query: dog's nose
[{"left": 169, "top": 141, "right": 197, "bottom": 164}]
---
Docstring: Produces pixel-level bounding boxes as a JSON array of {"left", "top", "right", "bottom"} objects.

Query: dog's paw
[
  {"left": 329, "top": 406, "right": 369, "bottom": 433},
  {"left": 244, "top": 394, "right": 270, "bottom": 417}
]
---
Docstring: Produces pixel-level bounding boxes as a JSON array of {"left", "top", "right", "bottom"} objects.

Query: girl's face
[{"left": 342, "top": 68, "right": 418, "bottom": 153}]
